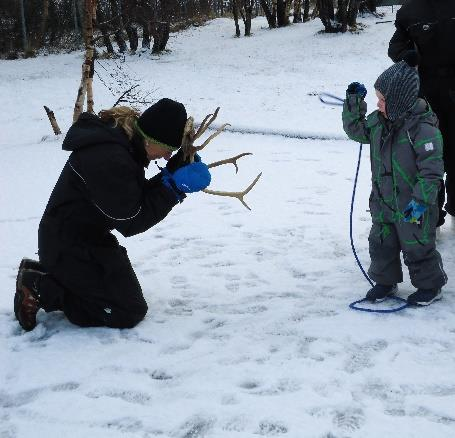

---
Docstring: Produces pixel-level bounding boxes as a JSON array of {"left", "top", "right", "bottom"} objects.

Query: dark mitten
[
  {"left": 166, "top": 150, "right": 201, "bottom": 173},
  {"left": 346, "top": 82, "right": 367, "bottom": 99}
]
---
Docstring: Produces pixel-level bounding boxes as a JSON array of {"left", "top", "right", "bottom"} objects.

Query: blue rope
[
  {"left": 349, "top": 296, "right": 408, "bottom": 313},
  {"left": 317, "top": 92, "right": 409, "bottom": 313},
  {"left": 349, "top": 142, "right": 409, "bottom": 313}
]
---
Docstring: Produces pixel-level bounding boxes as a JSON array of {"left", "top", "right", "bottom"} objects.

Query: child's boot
[
  {"left": 407, "top": 288, "right": 442, "bottom": 306},
  {"left": 365, "top": 284, "right": 398, "bottom": 302}
]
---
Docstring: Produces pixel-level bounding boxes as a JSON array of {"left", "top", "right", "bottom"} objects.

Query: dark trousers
[
  {"left": 368, "top": 205, "right": 447, "bottom": 289},
  {"left": 38, "top": 239, "right": 148, "bottom": 328},
  {"left": 422, "top": 74, "right": 455, "bottom": 219}
]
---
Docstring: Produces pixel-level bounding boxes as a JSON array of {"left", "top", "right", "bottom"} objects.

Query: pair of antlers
[{"left": 180, "top": 107, "right": 262, "bottom": 210}]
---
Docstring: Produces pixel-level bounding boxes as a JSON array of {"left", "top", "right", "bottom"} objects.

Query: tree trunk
[
  {"left": 293, "top": 0, "right": 302, "bottom": 23},
  {"left": 243, "top": 1, "right": 252, "bottom": 36},
  {"left": 259, "top": 0, "right": 276, "bottom": 28},
  {"left": 72, "top": 0, "right": 80, "bottom": 34},
  {"left": 151, "top": 21, "right": 170, "bottom": 53},
  {"left": 96, "top": 3, "right": 114, "bottom": 54},
  {"left": 125, "top": 24, "right": 138, "bottom": 51},
  {"left": 19, "top": 0, "right": 28, "bottom": 51},
  {"left": 121, "top": 0, "right": 138, "bottom": 52},
  {"left": 336, "top": 0, "right": 347, "bottom": 32},
  {"left": 233, "top": 0, "right": 241, "bottom": 37},
  {"left": 317, "top": 0, "right": 342, "bottom": 32},
  {"left": 347, "top": 0, "right": 360, "bottom": 27},
  {"left": 142, "top": 21, "right": 150, "bottom": 49},
  {"left": 109, "top": 0, "right": 127, "bottom": 52},
  {"left": 73, "top": 0, "right": 96, "bottom": 122},
  {"left": 40, "top": 0, "right": 49, "bottom": 47},
  {"left": 302, "top": 0, "right": 310, "bottom": 21},
  {"left": 44, "top": 106, "right": 62, "bottom": 135}
]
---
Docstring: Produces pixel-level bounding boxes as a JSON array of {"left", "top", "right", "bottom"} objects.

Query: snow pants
[
  {"left": 38, "top": 235, "right": 148, "bottom": 328},
  {"left": 367, "top": 206, "right": 447, "bottom": 290}
]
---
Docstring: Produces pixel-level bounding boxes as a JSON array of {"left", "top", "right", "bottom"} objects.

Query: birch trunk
[
  {"left": 44, "top": 106, "right": 62, "bottom": 135},
  {"left": 73, "top": 0, "right": 97, "bottom": 123}
]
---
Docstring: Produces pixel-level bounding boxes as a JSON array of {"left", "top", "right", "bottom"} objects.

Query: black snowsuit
[
  {"left": 388, "top": 0, "right": 455, "bottom": 218},
  {"left": 37, "top": 113, "right": 179, "bottom": 328}
]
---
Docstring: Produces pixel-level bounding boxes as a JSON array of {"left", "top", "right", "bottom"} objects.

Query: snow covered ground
[{"left": 1, "top": 8, "right": 455, "bottom": 438}]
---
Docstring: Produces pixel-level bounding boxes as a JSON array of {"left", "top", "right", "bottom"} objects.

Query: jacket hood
[
  {"left": 62, "top": 112, "right": 130, "bottom": 152},
  {"left": 410, "top": 98, "right": 438, "bottom": 125}
]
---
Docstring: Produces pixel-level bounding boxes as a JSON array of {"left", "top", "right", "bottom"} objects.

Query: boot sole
[{"left": 409, "top": 293, "right": 443, "bottom": 306}]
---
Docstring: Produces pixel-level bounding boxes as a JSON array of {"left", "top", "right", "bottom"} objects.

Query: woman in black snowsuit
[
  {"left": 388, "top": 0, "right": 455, "bottom": 224},
  {"left": 14, "top": 99, "right": 211, "bottom": 331}
]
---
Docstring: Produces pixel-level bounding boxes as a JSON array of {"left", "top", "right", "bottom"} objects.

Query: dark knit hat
[
  {"left": 137, "top": 98, "right": 187, "bottom": 150},
  {"left": 374, "top": 60, "right": 420, "bottom": 122}
]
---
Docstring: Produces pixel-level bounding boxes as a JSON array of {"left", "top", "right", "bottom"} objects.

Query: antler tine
[
  {"left": 203, "top": 172, "right": 262, "bottom": 211},
  {"left": 193, "top": 107, "right": 220, "bottom": 141},
  {"left": 194, "top": 123, "right": 231, "bottom": 152},
  {"left": 208, "top": 153, "right": 252, "bottom": 173}
]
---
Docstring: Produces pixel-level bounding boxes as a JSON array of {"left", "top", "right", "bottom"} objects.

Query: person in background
[
  {"left": 388, "top": 0, "right": 455, "bottom": 226},
  {"left": 14, "top": 98, "right": 211, "bottom": 331},
  {"left": 342, "top": 59, "right": 447, "bottom": 306}
]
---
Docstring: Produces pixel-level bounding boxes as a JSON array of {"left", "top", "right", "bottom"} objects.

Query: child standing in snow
[{"left": 342, "top": 59, "right": 447, "bottom": 306}]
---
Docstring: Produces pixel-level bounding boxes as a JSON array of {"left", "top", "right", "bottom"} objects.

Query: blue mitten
[
  {"left": 162, "top": 162, "right": 211, "bottom": 201},
  {"left": 346, "top": 82, "right": 367, "bottom": 99},
  {"left": 403, "top": 199, "right": 427, "bottom": 223}
]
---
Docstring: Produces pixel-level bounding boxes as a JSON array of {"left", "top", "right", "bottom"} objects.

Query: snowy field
[{"left": 1, "top": 8, "right": 455, "bottom": 438}]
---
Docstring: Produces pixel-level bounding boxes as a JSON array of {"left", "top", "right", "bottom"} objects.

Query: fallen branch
[{"left": 43, "top": 105, "right": 62, "bottom": 135}]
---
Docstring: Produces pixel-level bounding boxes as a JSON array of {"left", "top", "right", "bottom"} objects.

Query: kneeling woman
[{"left": 15, "top": 98, "right": 211, "bottom": 331}]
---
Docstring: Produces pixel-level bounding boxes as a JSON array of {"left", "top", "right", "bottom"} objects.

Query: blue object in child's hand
[
  {"left": 403, "top": 199, "right": 427, "bottom": 223},
  {"left": 346, "top": 82, "right": 367, "bottom": 99}
]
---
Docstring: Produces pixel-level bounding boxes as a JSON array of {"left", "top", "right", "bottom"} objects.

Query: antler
[{"left": 180, "top": 108, "right": 262, "bottom": 210}]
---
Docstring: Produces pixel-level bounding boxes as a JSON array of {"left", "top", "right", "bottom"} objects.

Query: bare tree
[
  {"left": 19, "top": 0, "right": 28, "bottom": 51},
  {"left": 259, "top": 0, "right": 276, "bottom": 28},
  {"left": 73, "top": 0, "right": 97, "bottom": 122},
  {"left": 293, "top": 0, "right": 302, "bottom": 23}
]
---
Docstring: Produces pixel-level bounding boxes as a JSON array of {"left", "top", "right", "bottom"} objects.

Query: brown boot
[{"left": 14, "top": 269, "right": 42, "bottom": 331}]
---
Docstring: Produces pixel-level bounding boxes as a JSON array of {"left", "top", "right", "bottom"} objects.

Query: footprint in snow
[
  {"left": 239, "top": 379, "right": 261, "bottom": 390},
  {"left": 257, "top": 420, "right": 288, "bottom": 435},
  {"left": 332, "top": 408, "right": 365, "bottom": 432},
  {"left": 177, "top": 415, "right": 215, "bottom": 438}
]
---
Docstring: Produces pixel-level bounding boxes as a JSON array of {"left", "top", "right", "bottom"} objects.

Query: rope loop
[{"left": 349, "top": 297, "right": 409, "bottom": 313}]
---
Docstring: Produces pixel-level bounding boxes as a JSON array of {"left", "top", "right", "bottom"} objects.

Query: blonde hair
[{"left": 98, "top": 106, "right": 141, "bottom": 140}]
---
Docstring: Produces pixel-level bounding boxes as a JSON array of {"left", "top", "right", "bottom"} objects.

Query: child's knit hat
[{"left": 374, "top": 59, "right": 420, "bottom": 122}]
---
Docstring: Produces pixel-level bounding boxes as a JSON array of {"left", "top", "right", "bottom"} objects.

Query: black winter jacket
[
  {"left": 388, "top": 0, "right": 455, "bottom": 74},
  {"left": 38, "top": 113, "right": 178, "bottom": 263}
]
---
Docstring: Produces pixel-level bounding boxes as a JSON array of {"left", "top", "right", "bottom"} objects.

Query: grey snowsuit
[{"left": 343, "top": 96, "right": 447, "bottom": 289}]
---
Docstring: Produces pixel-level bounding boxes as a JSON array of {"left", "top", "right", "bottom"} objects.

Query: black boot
[
  {"left": 14, "top": 269, "right": 43, "bottom": 331},
  {"left": 365, "top": 284, "right": 398, "bottom": 303},
  {"left": 407, "top": 288, "right": 442, "bottom": 306}
]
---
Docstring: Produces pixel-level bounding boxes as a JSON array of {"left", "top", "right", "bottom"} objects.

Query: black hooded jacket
[
  {"left": 388, "top": 0, "right": 455, "bottom": 75},
  {"left": 38, "top": 113, "right": 178, "bottom": 261}
]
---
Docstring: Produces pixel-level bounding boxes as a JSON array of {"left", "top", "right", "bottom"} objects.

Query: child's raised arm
[{"left": 342, "top": 82, "right": 371, "bottom": 144}]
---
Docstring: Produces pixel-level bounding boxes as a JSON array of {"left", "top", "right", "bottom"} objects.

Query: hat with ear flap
[
  {"left": 136, "top": 98, "right": 187, "bottom": 150},
  {"left": 374, "top": 59, "right": 420, "bottom": 122}
]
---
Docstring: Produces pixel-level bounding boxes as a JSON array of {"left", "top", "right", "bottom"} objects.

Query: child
[{"left": 342, "top": 60, "right": 447, "bottom": 305}]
